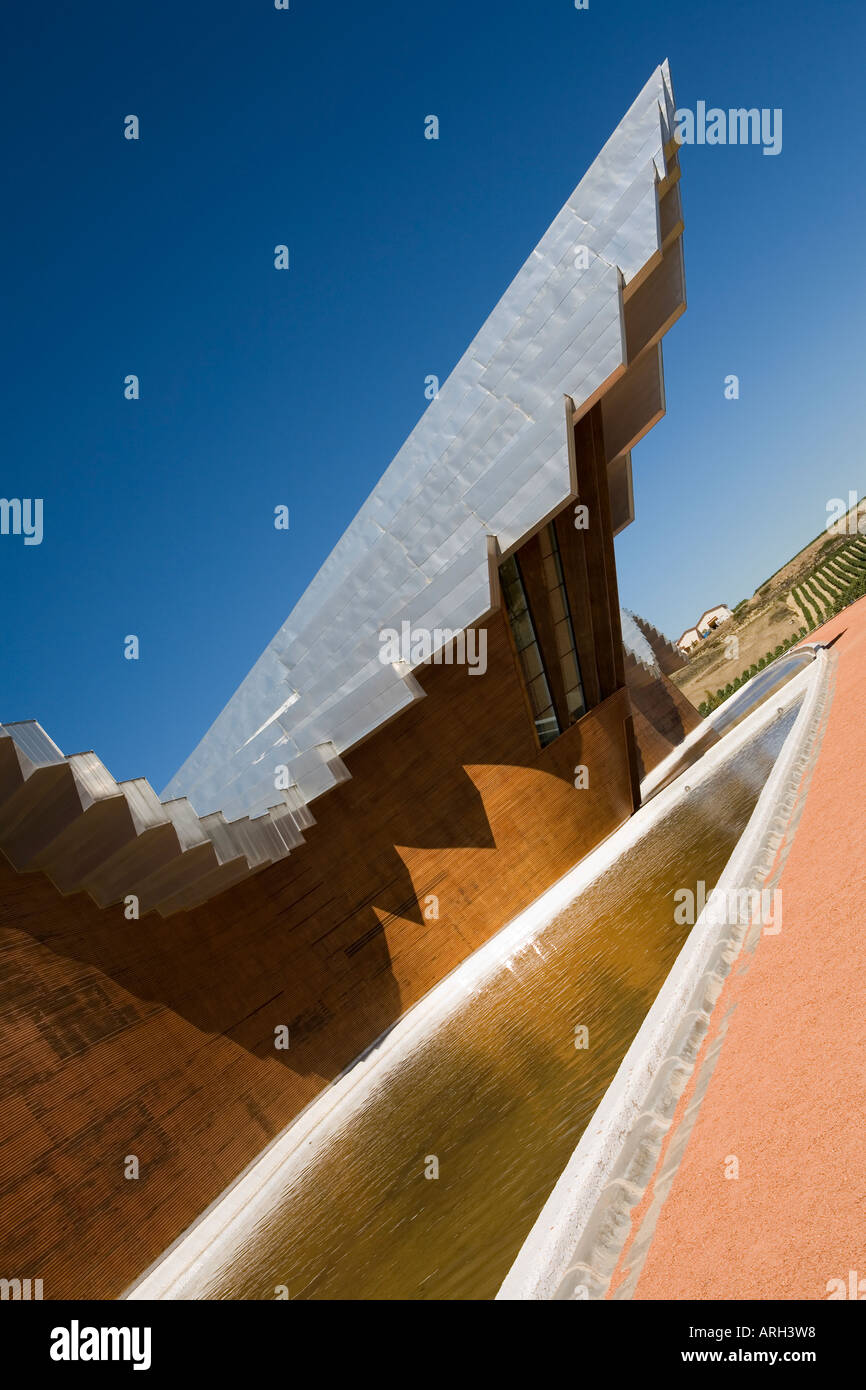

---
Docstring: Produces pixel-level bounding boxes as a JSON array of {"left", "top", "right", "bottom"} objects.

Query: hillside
[{"left": 671, "top": 499, "right": 866, "bottom": 710}]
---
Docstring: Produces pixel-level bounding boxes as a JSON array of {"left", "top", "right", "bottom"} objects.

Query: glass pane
[
  {"left": 561, "top": 650, "right": 579, "bottom": 689},
  {"left": 549, "top": 536, "right": 567, "bottom": 588},
  {"left": 535, "top": 710, "right": 560, "bottom": 747},
  {"left": 542, "top": 554, "right": 559, "bottom": 590},
  {"left": 510, "top": 609, "right": 535, "bottom": 653},
  {"left": 502, "top": 580, "right": 524, "bottom": 617},
  {"left": 527, "top": 672, "right": 553, "bottom": 716},
  {"left": 519, "top": 642, "right": 543, "bottom": 682},
  {"left": 554, "top": 616, "right": 573, "bottom": 658},
  {"left": 566, "top": 687, "right": 586, "bottom": 719},
  {"left": 549, "top": 584, "right": 567, "bottom": 624},
  {"left": 499, "top": 557, "right": 522, "bottom": 607},
  {"left": 500, "top": 549, "right": 561, "bottom": 748}
]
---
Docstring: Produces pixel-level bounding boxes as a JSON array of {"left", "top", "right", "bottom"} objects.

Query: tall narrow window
[
  {"left": 500, "top": 554, "right": 560, "bottom": 747},
  {"left": 539, "top": 523, "right": 586, "bottom": 722}
]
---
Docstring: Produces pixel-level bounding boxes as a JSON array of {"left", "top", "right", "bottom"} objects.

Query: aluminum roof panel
[{"left": 163, "top": 63, "right": 680, "bottom": 817}]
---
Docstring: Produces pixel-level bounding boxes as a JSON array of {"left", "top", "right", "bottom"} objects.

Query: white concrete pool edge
[
  {"left": 639, "top": 644, "right": 820, "bottom": 801},
  {"left": 125, "top": 663, "right": 816, "bottom": 1300},
  {"left": 496, "top": 649, "right": 828, "bottom": 1301}
]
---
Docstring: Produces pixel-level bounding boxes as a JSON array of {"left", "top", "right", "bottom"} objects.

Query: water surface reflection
[{"left": 200, "top": 707, "right": 798, "bottom": 1301}]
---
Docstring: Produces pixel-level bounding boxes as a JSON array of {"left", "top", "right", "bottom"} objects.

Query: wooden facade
[{"left": 0, "top": 410, "right": 699, "bottom": 1299}]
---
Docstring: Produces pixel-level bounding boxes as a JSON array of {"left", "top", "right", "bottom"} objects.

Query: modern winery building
[{"left": 0, "top": 62, "right": 699, "bottom": 1297}]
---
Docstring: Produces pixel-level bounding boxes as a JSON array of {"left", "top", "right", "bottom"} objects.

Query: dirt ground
[{"left": 672, "top": 597, "right": 803, "bottom": 706}]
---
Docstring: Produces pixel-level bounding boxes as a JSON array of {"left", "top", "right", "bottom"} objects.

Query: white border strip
[
  {"left": 126, "top": 661, "right": 817, "bottom": 1300},
  {"left": 496, "top": 650, "right": 827, "bottom": 1300},
  {"left": 640, "top": 646, "right": 819, "bottom": 801}
]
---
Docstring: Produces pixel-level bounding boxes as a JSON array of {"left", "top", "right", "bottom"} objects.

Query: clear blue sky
[{"left": 2, "top": 0, "right": 864, "bottom": 792}]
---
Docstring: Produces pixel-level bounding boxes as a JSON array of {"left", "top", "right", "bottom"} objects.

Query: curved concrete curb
[
  {"left": 496, "top": 649, "right": 831, "bottom": 1300},
  {"left": 639, "top": 644, "right": 820, "bottom": 801}
]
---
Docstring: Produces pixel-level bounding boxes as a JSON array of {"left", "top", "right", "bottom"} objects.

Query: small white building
[
  {"left": 676, "top": 604, "right": 733, "bottom": 655},
  {"left": 676, "top": 626, "right": 701, "bottom": 654},
  {"left": 698, "top": 604, "right": 733, "bottom": 634}
]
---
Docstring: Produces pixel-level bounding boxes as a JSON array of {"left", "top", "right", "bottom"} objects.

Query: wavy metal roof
[{"left": 165, "top": 62, "right": 679, "bottom": 820}]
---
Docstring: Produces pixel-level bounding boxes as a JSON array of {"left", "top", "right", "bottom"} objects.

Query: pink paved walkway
[{"left": 615, "top": 598, "right": 866, "bottom": 1300}]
